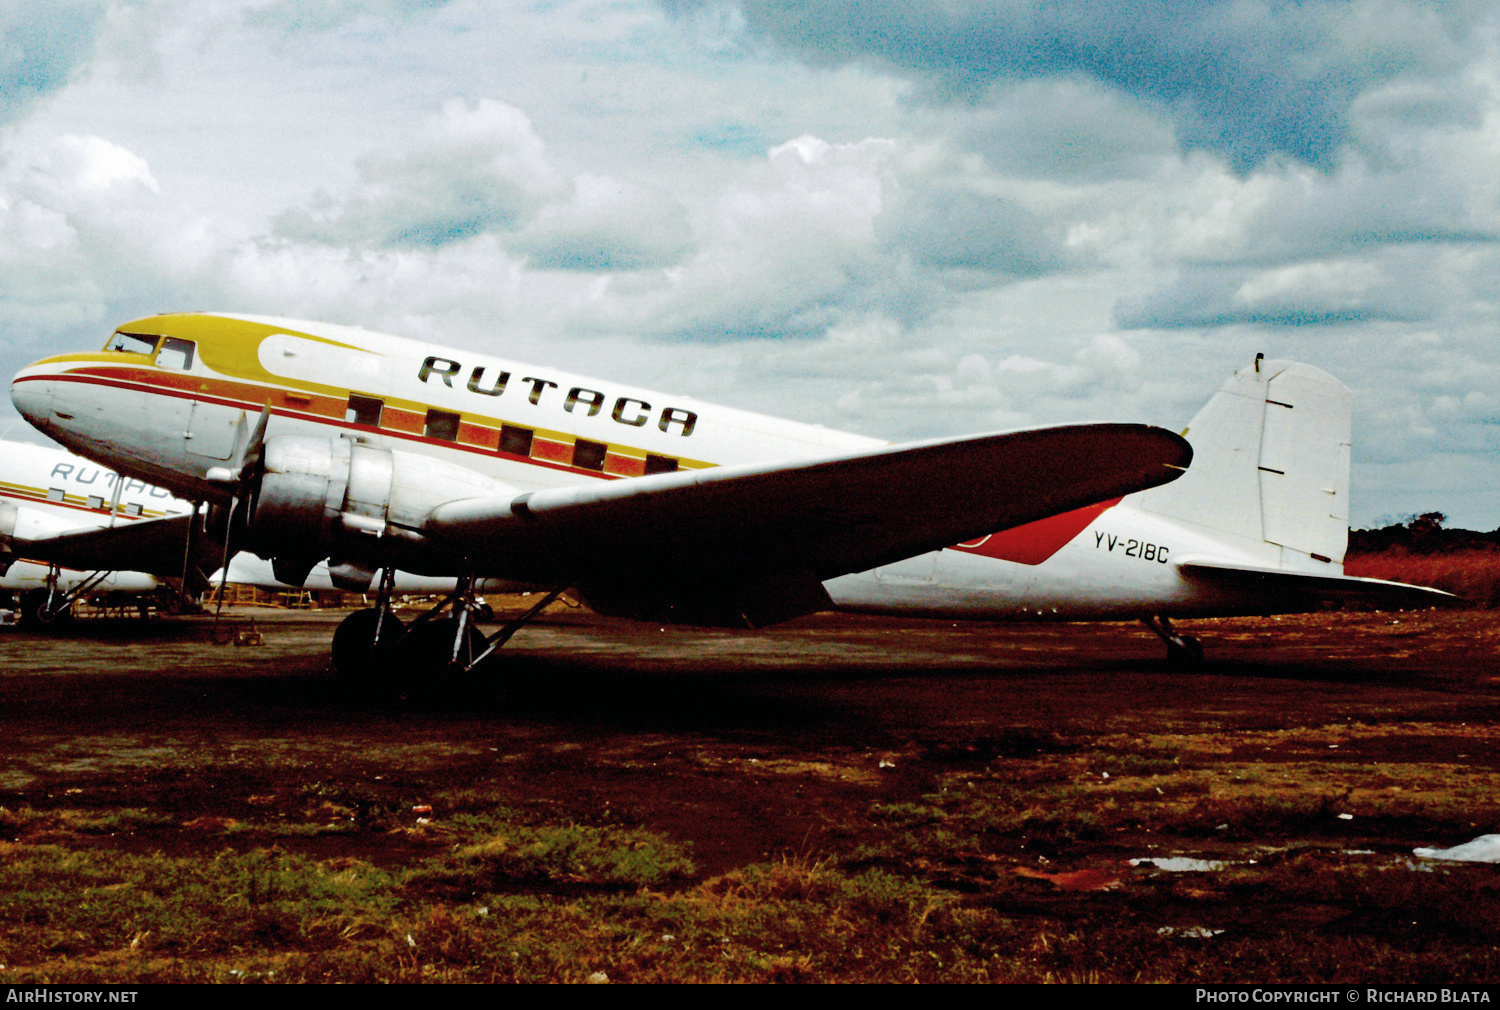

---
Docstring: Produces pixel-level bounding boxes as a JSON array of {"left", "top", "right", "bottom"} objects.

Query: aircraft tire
[
  {"left": 19, "top": 590, "right": 71, "bottom": 629},
  {"left": 1167, "top": 634, "right": 1204, "bottom": 668},
  {"left": 389, "top": 619, "right": 487, "bottom": 705},
  {"left": 331, "top": 608, "right": 405, "bottom": 682}
]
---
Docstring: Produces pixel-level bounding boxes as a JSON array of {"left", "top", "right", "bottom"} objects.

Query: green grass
[
  {"left": 4, "top": 725, "right": 1500, "bottom": 982},
  {"left": 406, "top": 821, "right": 697, "bottom": 896}
]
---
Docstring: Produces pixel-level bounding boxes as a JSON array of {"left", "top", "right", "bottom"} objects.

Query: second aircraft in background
[{"left": 0, "top": 438, "right": 189, "bottom": 624}]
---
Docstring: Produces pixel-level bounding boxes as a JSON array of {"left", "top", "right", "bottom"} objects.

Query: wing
[
  {"left": 3, "top": 514, "right": 214, "bottom": 593},
  {"left": 425, "top": 422, "right": 1192, "bottom": 626},
  {"left": 1178, "top": 558, "right": 1457, "bottom": 609}
]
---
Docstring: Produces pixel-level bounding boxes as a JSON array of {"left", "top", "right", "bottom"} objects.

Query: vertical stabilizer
[{"left": 1135, "top": 359, "right": 1352, "bottom": 569}]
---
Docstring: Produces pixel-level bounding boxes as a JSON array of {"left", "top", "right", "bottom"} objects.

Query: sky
[{"left": 2, "top": 0, "right": 1499, "bottom": 528}]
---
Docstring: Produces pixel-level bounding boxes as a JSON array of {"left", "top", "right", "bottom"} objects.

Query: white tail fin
[{"left": 1135, "top": 358, "right": 1352, "bottom": 570}]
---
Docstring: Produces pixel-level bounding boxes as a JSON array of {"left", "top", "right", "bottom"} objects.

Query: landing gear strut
[
  {"left": 331, "top": 567, "right": 568, "bottom": 700},
  {"left": 1142, "top": 614, "right": 1204, "bottom": 667},
  {"left": 19, "top": 564, "right": 111, "bottom": 628}
]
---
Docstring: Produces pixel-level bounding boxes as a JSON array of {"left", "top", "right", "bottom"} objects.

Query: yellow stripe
[{"left": 56, "top": 312, "right": 720, "bottom": 471}]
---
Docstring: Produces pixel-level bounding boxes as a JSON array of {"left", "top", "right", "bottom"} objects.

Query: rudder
[{"left": 1134, "top": 358, "right": 1351, "bottom": 570}]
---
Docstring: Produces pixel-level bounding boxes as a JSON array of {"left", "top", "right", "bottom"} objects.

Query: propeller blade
[
  {"left": 207, "top": 405, "right": 273, "bottom": 488},
  {"left": 234, "top": 404, "right": 272, "bottom": 483}
]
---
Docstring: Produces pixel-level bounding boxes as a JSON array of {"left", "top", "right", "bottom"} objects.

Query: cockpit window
[
  {"left": 155, "top": 337, "right": 196, "bottom": 371},
  {"left": 106, "top": 332, "right": 159, "bottom": 356}
]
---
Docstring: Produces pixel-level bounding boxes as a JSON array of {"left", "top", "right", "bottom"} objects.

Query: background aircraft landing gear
[
  {"left": 1142, "top": 614, "right": 1204, "bottom": 668},
  {"left": 19, "top": 588, "right": 72, "bottom": 628},
  {"left": 18, "top": 564, "right": 109, "bottom": 628}
]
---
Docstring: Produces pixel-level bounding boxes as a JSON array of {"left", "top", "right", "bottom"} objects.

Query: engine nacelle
[{"left": 245, "top": 436, "right": 518, "bottom": 573}]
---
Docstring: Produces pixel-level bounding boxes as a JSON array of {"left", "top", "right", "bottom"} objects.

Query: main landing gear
[
  {"left": 18, "top": 565, "right": 114, "bottom": 628},
  {"left": 331, "top": 568, "right": 567, "bottom": 701},
  {"left": 1142, "top": 614, "right": 1204, "bottom": 667}
]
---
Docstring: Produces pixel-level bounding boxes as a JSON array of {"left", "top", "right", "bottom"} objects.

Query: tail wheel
[{"left": 1166, "top": 634, "right": 1204, "bottom": 668}]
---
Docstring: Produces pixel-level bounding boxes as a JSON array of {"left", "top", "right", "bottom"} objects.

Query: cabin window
[
  {"left": 87, "top": 495, "right": 105, "bottom": 511},
  {"left": 46, "top": 488, "right": 65, "bottom": 503},
  {"left": 424, "top": 409, "right": 461, "bottom": 442},
  {"left": 572, "top": 439, "right": 607, "bottom": 471},
  {"left": 156, "top": 337, "right": 196, "bottom": 371},
  {"left": 125, "top": 503, "right": 143, "bottom": 517},
  {"left": 500, "top": 425, "right": 534, "bottom": 457},
  {"left": 644, "top": 454, "right": 679, "bottom": 475},
  {"left": 345, "top": 394, "right": 384, "bottom": 427},
  {"left": 106, "top": 332, "right": 158, "bottom": 356}
]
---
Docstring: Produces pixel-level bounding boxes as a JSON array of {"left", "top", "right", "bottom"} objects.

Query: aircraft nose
[{"left": 10, "top": 376, "right": 55, "bottom": 431}]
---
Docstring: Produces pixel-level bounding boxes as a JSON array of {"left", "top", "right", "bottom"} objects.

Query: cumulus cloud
[
  {"left": 1114, "top": 258, "right": 1447, "bottom": 330},
  {"left": 1153, "top": 160, "right": 1500, "bottom": 269},
  {"left": 792, "top": 327, "right": 1154, "bottom": 445},
  {"left": 15, "top": 134, "right": 160, "bottom": 201},
  {"left": 625, "top": 134, "right": 912, "bottom": 340},
  {"left": 274, "top": 99, "right": 565, "bottom": 248},
  {"left": 664, "top": 0, "right": 1488, "bottom": 173},
  {"left": 956, "top": 79, "right": 1178, "bottom": 182},
  {"left": 512, "top": 174, "right": 695, "bottom": 272},
  {"left": 0, "top": 1, "right": 107, "bottom": 126},
  {"left": 265, "top": 107, "right": 936, "bottom": 341},
  {"left": 0, "top": 133, "right": 173, "bottom": 342},
  {"left": 245, "top": 0, "right": 461, "bottom": 33},
  {"left": 878, "top": 184, "right": 1071, "bottom": 277},
  {"left": 268, "top": 97, "right": 697, "bottom": 275}
]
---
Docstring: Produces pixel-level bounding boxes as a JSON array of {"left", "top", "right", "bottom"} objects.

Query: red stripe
[
  {"left": 950, "top": 498, "right": 1121, "bottom": 566},
  {"left": 33, "top": 371, "right": 625, "bottom": 482}
]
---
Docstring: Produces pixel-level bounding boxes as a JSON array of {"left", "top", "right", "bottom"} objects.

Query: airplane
[
  {"left": 9, "top": 313, "right": 1444, "bottom": 689},
  {"left": 0, "top": 437, "right": 496, "bottom": 622},
  {"left": 0, "top": 437, "right": 193, "bottom": 624}
]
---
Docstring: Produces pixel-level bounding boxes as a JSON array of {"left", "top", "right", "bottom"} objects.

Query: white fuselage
[
  {"left": 0, "top": 439, "right": 190, "bottom": 595},
  {"left": 828, "top": 505, "right": 1274, "bottom": 619},
  {"left": 11, "top": 314, "right": 1338, "bottom": 621}
]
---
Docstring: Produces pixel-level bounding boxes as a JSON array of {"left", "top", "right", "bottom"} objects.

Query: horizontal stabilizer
[{"left": 1178, "top": 557, "right": 1456, "bottom": 608}]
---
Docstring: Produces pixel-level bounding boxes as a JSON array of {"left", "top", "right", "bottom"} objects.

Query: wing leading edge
[
  {"left": 426, "top": 422, "right": 1192, "bottom": 627},
  {"left": 0, "top": 513, "right": 216, "bottom": 594}
]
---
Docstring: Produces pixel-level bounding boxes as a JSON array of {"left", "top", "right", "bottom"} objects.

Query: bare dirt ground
[{"left": 2, "top": 602, "right": 1499, "bottom": 981}]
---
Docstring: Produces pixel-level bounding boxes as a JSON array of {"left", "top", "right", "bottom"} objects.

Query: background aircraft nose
[{"left": 10, "top": 378, "right": 55, "bottom": 429}]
